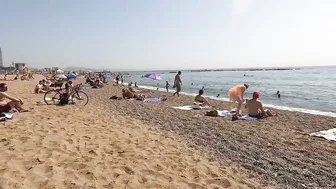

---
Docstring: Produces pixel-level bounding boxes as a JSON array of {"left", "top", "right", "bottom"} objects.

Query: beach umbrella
[
  {"left": 66, "top": 73, "right": 77, "bottom": 79},
  {"left": 103, "top": 74, "right": 111, "bottom": 78},
  {"left": 56, "top": 69, "right": 64, "bottom": 74},
  {"left": 144, "top": 73, "right": 162, "bottom": 89},
  {"left": 55, "top": 74, "right": 67, "bottom": 79},
  {"left": 144, "top": 73, "right": 162, "bottom": 80}
]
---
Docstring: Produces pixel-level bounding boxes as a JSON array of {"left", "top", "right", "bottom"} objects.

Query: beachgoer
[
  {"left": 195, "top": 90, "right": 212, "bottom": 106},
  {"left": 173, "top": 71, "right": 182, "bottom": 96},
  {"left": 65, "top": 80, "right": 75, "bottom": 97},
  {"left": 0, "top": 83, "right": 28, "bottom": 112},
  {"left": 134, "top": 82, "right": 138, "bottom": 88},
  {"left": 115, "top": 75, "right": 120, "bottom": 84},
  {"left": 34, "top": 80, "right": 47, "bottom": 94},
  {"left": 245, "top": 92, "right": 275, "bottom": 119},
  {"left": 227, "top": 83, "right": 249, "bottom": 115},
  {"left": 122, "top": 88, "right": 145, "bottom": 99},
  {"left": 165, "top": 81, "right": 170, "bottom": 92},
  {"left": 128, "top": 83, "right": 135, "bottom": 93}
]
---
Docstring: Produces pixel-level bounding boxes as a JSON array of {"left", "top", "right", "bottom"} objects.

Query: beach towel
[
  {"left": 173, "top": 105, "right": 211, "bottom": 110},
  {"left": 0, "top": 113, "right": 14, "bottom": 121},
  {"left": 217, "top": 110, "right": 234, "bottom": 117},
  {"left": 310, "top": 128, "right": 336, "bottom": 141},
  {"left": 141, "top": 98, "right": 166, "bottom": 103},
  {"left": 240, "top": 115, "right": 258, "bottom": 121}
]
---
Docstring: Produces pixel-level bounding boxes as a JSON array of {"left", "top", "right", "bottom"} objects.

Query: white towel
[
  {"left": 310, "top": 128, "right": 336, "bottom": 141},
  {"left": 0, "top": 113, "right": 14, "bottom": 121},
  {"left": 217, "top": 110, "right": 234, "bottom": 117},
  {"left": 172, "top": 105, "right": 211, "bottom": 111}
]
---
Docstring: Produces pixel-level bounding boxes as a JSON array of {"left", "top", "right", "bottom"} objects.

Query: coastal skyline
[{"left": 1, "top": 0, "right": 336, "bottom": 70}]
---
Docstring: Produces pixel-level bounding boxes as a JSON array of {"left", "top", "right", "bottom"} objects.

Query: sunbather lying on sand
[
  {"left": 122, "top": 88, "right": 145, "bottom": 99},
  {"left": 245, "top": 92, "right": 275, "bottom": 119},
  {"left": 194, "top": 89, "right": 212, "bottom": 106},
  {"left": 0, "top": 83, "right": 28, "bottom": 112}
]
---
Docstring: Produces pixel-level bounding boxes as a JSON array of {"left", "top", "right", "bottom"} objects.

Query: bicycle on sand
[{"left": 44, "top": 83, "right": 89, "bottom": 106}]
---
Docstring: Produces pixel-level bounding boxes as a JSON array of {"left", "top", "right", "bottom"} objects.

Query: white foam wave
[{"left": 137, "top": 84, "right": 336, "bottom": 118}]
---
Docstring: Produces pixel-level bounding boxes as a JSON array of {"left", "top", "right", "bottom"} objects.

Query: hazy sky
[{"left": 1, "top": 0, "right": 336, "bottom": 70}]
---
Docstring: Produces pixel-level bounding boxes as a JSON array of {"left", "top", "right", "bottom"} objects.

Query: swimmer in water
[
  {"left": 191, "top": 83, "right": 193, "bottom": 85},
  {"left": 227, "top": 84, "right": 249, "bottom": 115},
  {"left": 275, "top": 91, "right": 280, "bottom": 98},
  {"left": 202, "top": 86, "right": 205, "bottom": 90},
  {"left": 216, "top": 94, "right": 220, "bottom": 97}
]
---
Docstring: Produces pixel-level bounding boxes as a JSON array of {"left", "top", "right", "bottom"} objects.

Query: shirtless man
[
  {"left": 194, "top": 89, "right": 212, "bottom": 106},
  {"left": 245, "top": 92, "right": 274, "bottom": 119},
  {"left": 227, "top": 83, "right": 249, "bottom": 115},
  {"left": 173, "top": 71, "right": 182, "bottom": 96},
  {"left": 0, "top": 83, "right": 28, "bottom": 112}
]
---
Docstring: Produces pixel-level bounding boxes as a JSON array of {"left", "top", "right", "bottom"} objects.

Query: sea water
[{"left": 122, "top": 66, "right": 336, "bottom": 117}]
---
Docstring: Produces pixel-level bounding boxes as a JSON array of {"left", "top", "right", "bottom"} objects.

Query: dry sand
[
  {"left": 0, "top": 75, "right": 268, "bottom": 188},
  {"left": 103, "top": 84, "right": 336, "bottom": 189}
]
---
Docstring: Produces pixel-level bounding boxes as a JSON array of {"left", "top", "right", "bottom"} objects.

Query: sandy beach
[
  {"left": 0, "top": 75, "right": 271, "bottom": 188},
  {"left": 102, "top": 82, "right": 336, "bottom": 189}
]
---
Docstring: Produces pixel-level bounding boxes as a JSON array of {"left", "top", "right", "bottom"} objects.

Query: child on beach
[{"left": 165, "top": 81, "right": 170, "bottom": 92}]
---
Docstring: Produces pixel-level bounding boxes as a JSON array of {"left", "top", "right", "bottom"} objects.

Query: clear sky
[{"left": 1, "top": 0, "right": 336, "bottom": 70}]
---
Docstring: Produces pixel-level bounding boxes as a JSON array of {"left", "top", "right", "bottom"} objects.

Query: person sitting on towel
[
  {"left": 245, "top": 92, "right": 275, "bottom": 119},
  {"left": 0, "top": 83, "right": 29, "bottom": 113},
  {"left": 194, "top": 89, "right": 212, "bottom": 106}
]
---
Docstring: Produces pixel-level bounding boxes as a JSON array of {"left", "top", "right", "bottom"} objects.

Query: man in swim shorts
[
  {"left": 173, "top": 71, "right": 182, "bottom": 97},
  {"left": 227, "top": 83, "right": 249, "bottom": 115},
  {"left": 245, "top": 92, "right": 274, "bottom": 119}
]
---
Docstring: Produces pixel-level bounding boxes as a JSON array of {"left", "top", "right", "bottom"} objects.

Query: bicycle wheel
[
  {"left": 44, "top": 90, "right": 61, "bottom": 105},
  {"left": 72, "top": 91, "right": 89, "bottom": 106}
]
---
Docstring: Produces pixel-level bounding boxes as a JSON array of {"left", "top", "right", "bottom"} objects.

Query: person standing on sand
[
  {"left": 227, "top": 83, "right": 249, "bottom": 115},
  {"left": 165, "top": 81, "right": 170, "bottom": 92},
  {"left": 173, "top": 71, "right": 182, "bottom": 96}
]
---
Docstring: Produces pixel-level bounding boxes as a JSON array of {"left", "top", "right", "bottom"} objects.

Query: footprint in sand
[
  {"left": 205, "top": 178, "right": 232, "bottom": 188},
  {"left": 121, "top": 166, "right": 134, "bottom": 175}
]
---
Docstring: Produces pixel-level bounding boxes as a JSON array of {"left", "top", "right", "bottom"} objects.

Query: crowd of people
[{"left": 169, "top": 71, "right": 276, "bottom": 119}]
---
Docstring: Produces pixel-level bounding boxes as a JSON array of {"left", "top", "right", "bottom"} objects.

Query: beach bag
[
  {"left": 59, "top": 93, "right": 69, "bottom": 105},
  {"left": 205, "top": 110, "right": 218, "bottom": 117}
]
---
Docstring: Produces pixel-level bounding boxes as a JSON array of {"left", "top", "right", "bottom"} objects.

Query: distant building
[
  {"left": 14, "top": 62, "right": 28, "bottom": 74},
  {"left": 0, "top": 48, "right": 3, "bottom": 67}
]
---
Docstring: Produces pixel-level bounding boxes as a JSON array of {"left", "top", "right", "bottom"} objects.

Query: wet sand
[
  {"left": 0, "top": 75, "right": 268, "bottom": 188},
  {"left": 102, "top": 84, "right": 336, "bottom": 189}
]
